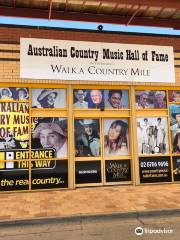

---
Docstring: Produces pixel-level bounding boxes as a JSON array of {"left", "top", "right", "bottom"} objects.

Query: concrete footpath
[{"left": 0, "top": 183, "right": 180, "bottom": 222}]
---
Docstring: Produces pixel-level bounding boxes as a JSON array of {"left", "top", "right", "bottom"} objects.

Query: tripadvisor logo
[{"left": 135, "top": 227, "right": 143, "bottom": 236}]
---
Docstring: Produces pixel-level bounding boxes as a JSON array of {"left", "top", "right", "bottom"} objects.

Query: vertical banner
[
  {"left": 0, "top": 102, "right": 29, "bottom": 151},
  {"left": 0, "top": 102, "right": 29, "bottom": 191}
]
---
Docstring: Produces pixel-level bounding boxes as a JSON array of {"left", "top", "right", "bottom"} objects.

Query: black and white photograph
[
  {"left": 137, "top": 117, "right": 169, "bottom": 155},
  {"left": 32, "top": 88, "right": 66, "bottom": 108},
  {"left": 73, "top": 89, "right": 88, "bottom": 109},
  {"left": 136, "top": 90, "right": 167, "bottom": 109},
  {"left": 0, "top": 87, "right": 29, "bottom": 101},
  {"left": 169, "top": 104, "right": 180, "bottom": 153},
  {"left": 32, "top": 117, "right": 68, "bottom": 158},
  {"left": 104, "top": 119, "right": 129, "bottom": 156},
  {"left": 104, "top": 90, "right": 129, "bottom": 109},
  {"left": 74, "top": 119, "right": 100, "bottom": 157}
]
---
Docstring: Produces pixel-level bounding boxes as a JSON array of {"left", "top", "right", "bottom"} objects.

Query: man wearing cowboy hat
[
  {"left": 0, "top": 88, "right": 13, "bottom": 100},
  {"left": 74, "top": 90, "right": 88, "bottom": 109},
  {"left": 136, "top": 91, "right": 152, "bottom": 109},
  {"left": 171, "top": 106, "right": 180, "bottom": 131},
  {"left": 75, "top": 119, "right": 100, "bottom": 157},
  {"left": 154, "top": 91, "right": 166, "bottom": 108},
  {"left": 33, "top": 122, "right": 67, "bottom": 158},
  {"left": 34, "top": 89, "right": 59, "bottom": 108}
]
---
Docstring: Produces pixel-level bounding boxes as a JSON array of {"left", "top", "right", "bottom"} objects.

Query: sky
[{"left": 0, "top": 16, "right": 180, "bottom": 36}]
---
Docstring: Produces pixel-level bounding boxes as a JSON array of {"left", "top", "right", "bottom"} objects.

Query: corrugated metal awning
[{"left": 0, "top": 0, "right": 179, "bottom": 29}]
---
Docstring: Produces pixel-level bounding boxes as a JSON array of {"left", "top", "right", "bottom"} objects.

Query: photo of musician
[
  {"left": 73, "top": 90, "right": 88, "bottom": 109},
  {"left": 168, "top": 90, "right": 180, "bottom": 103},
  {"left": 74, "top": 119, "right": 100, "bottom": 157},
  {"left": 104, "top": 90, "right": 129, "bottom": 109},
  {"left": 0, "top": 88, "right": 13, "bottom": 100},
  {"left": 136, "top": 90, "right": 166, "bottom": 109},
  {"left": 32, "top": 118, "right": 67, "bottom": 158},
  {"left": 137, "top": 117, "right": 169, "bottom": 154},
  {"left": 32, "top": 88, "right": 66, "bottom": 108},
  {"left": 153, "top": 91, "right": 167, "bottom": 108},
  {"left": 87, "top": 90, "right": 104, "bottom": 109},
  {"left": 16, "top": 88, "right": 29, "bottom": 101},
  {"left": 173, "top": 132, "right": 180, "bottom": 154},
  {"left": 136, "top": 91, "right": 151, "bottom": 109},
  {"left": 104, "top": 119, "right": 129, "bottom": 156},
  {"left": 170, "top": 105, "right": 180, "bottom": 148}
]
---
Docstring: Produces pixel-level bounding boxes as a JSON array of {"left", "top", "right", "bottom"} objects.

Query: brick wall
[{"left": 0, "top": 24, "right": 179, "bottom": 86}]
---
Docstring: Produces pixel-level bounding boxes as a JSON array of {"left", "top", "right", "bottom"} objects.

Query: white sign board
[{"left": 20, "top": 38, "right": 175, "bottom": 83}]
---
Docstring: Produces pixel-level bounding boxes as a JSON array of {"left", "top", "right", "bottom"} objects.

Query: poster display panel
[
  {"left": 74, "top": 119, "right": 100, "bottom": 157},
  {"left": 0, "top": 87, "right": 29, "bottom": 101},
  {"left": 169, "top": 104, "right": 180, "bottom": 153},
  {"left": 105, "top": 160, "right": 131, "bottom": 182},
  {"left": 32, "top": 117, "right": 68, "bottom": 158},
  {"left": 75, "top": 161, "right": 101, "bottom": 184},
  {"left": 0, "top": 102, "right": 29, "bottom": 150},
  {"left": 104, "top": 90, "right": 129, "bottom": 109},
  {"left": 73, "top": 89, "right": 129, "bottom": 109},
  {"left": 73, "top": 89, "right": 104, "bottom": 109},
  {"left": 32, "top": 88, "right": 66, "bottom": 108},
  {"left": 0, "top": 161, "right": 29, "bottom": 191},
  {"left": 172, "top": 156, "right": 180, "bottom": 181},
  {"left": 135, "top": 90, "right": 166, "bottom": 109},
  {"left": 137, "top": 117, "right": 169, "bottom": 155},
  {"left": 31, "top": 160, "right": 68, "bottom": 189},
  {"left": 139, "top": 156, "right": 171, "bottom": 183},
  {"left": 104, "top": 119, "right": 129, "bottom": 156},
  {"left": 168, "top": 91, "right": 180, "bottom": 103}
]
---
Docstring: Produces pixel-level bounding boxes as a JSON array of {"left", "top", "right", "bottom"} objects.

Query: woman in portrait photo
[
  {"left": 170, "top": 91, "right": 180, "bottom": 103},
  {"left": 32, "top": 89, "right": 59, "bottom": 108},
  {"left": 0, "top": 88, "right": 13, "bottom": 100},
  {"left": 104, "top": 119, "right": 129, "bottom": 156},
  {"left": 16, "top": 88, "right": 29, "bottom": 101},
  {"left": 173, "top": 132, "right": 180, "bottom": 154}
]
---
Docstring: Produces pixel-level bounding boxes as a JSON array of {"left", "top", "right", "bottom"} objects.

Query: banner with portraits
[
  {"left": 0, "top": 87, "right": 29, "bottom": 101},
  {"left": 136, "top": 90, "right": 167, "bottom": 109},
  {"left": 104, "top": 119, "right": 129, "bottom": 156},
  {"left": 73, "top": 89, "right": 129, "bottom": 109},
  {"left": 74, "top": 119, "right": 100, "bottom": 157},
  {"left": 32, "top": 88, "right": 66, "bottom": 108},
  {"left": 0, "top": 102, "right": 29, "bottom": 151},
  {"left": 137, "top": 117, "right": 169, "bottom": 155}
]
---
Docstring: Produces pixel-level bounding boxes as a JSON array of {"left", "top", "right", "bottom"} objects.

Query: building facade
[{"left": 0, "top": 24, "right": 180, "bottom": 192}]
